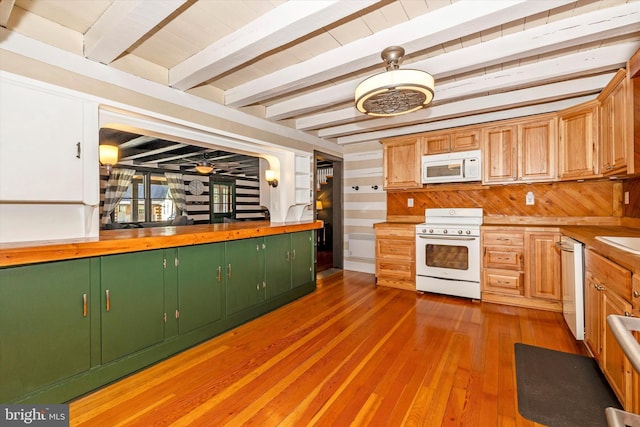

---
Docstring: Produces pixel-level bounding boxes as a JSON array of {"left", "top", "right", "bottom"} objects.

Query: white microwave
[{"left": 421, "top": 150, "right": 482, "bottom": 184}]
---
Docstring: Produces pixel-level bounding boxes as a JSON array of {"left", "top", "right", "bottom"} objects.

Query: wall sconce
[
  {"left": 316, "top": 200, "right": 323, "bottom": 210},
  {"left": 265, "top": 169, "right": 278, "bottom": 187},
  {"left": 99, "top": 144, "right": 119, "bottom": 174}
]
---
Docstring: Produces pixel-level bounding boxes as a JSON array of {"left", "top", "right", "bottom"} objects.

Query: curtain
[
  {"left": 165, "top": 172, "right": 187, "bottom": 216},
  {"left": 101, "top": 168, "right": 136, "bottom": 224}
]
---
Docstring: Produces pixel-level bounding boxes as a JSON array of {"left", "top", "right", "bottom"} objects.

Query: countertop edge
[{"left": 0, "top": 220, "right": 323, "bottom": 267}]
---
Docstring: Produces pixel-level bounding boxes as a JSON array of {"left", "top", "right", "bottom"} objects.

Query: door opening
[{"left": 314, "top": 151, "right": 343, "bottom": 276}]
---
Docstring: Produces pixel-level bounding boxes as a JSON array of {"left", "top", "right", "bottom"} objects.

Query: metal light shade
[
  {"left": 99, "top": 144, "right": 119, "bottom": 172},
  {"left": 355, "top": 46, "right": 434, "bottom": 117},
  {"left": 195, "top": 161, "right": 213, "bottom": 174}
]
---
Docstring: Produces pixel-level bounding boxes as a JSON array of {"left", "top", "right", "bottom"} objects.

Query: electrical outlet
[
  {"left": 624, "top": 191, "right": 630, "bottom": 205},
  {"left": 526, "top": 191, "right": 535, "bottom": 206},
  {"left": 408, "top": 198, "right": 414, "bottom": 207}
]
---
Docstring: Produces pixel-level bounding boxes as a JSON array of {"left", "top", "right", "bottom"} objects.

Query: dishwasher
[{"left": 558, "top": 236, "right": 585, "bottom": 340}]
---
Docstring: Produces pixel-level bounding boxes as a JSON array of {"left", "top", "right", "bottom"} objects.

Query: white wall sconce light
[
  {"left": 265, "top": 169, "right": 278, "bottom": 187},
  {"left": 99, "top": 144, "right": 119, "bottom": 174}
]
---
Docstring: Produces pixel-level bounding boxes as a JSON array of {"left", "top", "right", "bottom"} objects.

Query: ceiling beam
[
  {"left": 169, "top": 0, "right": 379, "bottom": 91},
  {"left": 336, "top": 96, "right": 596, "bottom": 145},
  {"left": 296, "top": 42, "right": 637, "bottom": 131},
  {"left": 0, "top": 0, "right": 15, "bottom": 28},
  {"left": 224, "top": 0, "right": 575, "bottom": 107},
  {"left": 84, "top": 0, "right": 188, "bottom": 64},
  {"left": 271, "top": 4, "right": 640, "bottom": 121},
  {"left": 318, "top": 73, "right": 613, "bottom": 138}
]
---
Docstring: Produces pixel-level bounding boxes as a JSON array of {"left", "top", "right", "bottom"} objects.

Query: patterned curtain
[
  {"left": 101, "top": 168, "right": 136, "bottom": 224},
  {"left": 165, "top": 172, "right": 187, "bottom": 216}
]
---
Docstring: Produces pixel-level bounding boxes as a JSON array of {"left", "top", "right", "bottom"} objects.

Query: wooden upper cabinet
[
  {"left": 422, "top": 127, "right": 480, "bottom": 155},
  {"left": 518, "top": 116, "right": 557, "bottom": 182},
  {"left": 482, "top": 125, "right": 518, "bottom": 183},
  {"left": 452, "top": 129, "right": 481, "bottom": 151},
  {"left": 558, "top": 100, "right": 599, "bottom": 180},
  {"left": 423, "top": 132, "right": 451, "bottom": 155},
  {"left": 598, "top": 69, "right": 628, "bottom": 176},
  {"left": 381, "top": 136, "right": 422, "bottom": 189},
  {"left": 482, "top": 116, "right": 557, "bottom": 184}
]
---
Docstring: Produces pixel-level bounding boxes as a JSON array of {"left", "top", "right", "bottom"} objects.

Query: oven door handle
[{"left": 417, "top": 235, "right": 477, "bottom": 241}]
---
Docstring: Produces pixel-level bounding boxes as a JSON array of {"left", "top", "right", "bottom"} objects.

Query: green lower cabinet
[
  {"left": 100, "top": 250, "right": 165, "bottom": 364},
  {"left": 291, "top": 231, "right": 315, "bottom": 288},
  {"left": 265, "top": 234, "right": 293, "bottom": 298},
  {"left": 225, "top": 237, "right": 264, "bottom": 315},
  {"left": 176, "top": 243, "right": 224, "bottom": 334},
  {"left": 0, "top": 259, "right": 91, "bottom": 402}
]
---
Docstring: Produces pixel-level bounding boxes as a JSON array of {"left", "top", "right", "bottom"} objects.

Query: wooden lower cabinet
[
  {"left": 584, "top": 249, "right": 634, "bottom": 410},
  {"left": 481, "top": 227, "right": 561, "bottom": 311},
  {"left": 0, "top": 259, "right": 92, "bottom": 403},
  {"left": 176, "top": 243, "right": 224, "bottom": 335},
  {"left": 0, "top": 232, "right": 316, "bottom": 404},
  {"left": 374, "top": 223, "right": 415, "bottom": 291},
  {"left": 100, "top": 250, "right": 166, "bottom": 364}
]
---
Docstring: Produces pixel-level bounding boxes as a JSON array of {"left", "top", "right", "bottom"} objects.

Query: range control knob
[
  {"left": 458, "top": 230, "right": 463, "bottom": 235},
  {"left": 420, "top": 228, "right": 426, "bottom": 234},
  {"left": 443, "top": 229, "right": 448, "bottom": 234},
  {"left": 466, "top": 230, "right": 471, "bottom": 235},
  {"left": 429, "top": 229, "right": 434, "bottom": 234}
]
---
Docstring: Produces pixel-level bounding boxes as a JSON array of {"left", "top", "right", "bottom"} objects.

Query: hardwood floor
[{"left": 69, "top": 271, "right": 588, "bottom": 426}]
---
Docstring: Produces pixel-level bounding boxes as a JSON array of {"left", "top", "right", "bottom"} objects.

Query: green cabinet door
[
  {"left": 225, "top": 238, "right": 263, "bottom": 315},
  {"left": 292, "top": 231, "right": 314, "bottom": 288},
  {"left": 100, "top": 250, "right": 165, "bottom": 364},
  {"left": 177, "top": 243, "right": 224, "bottom": 334},
  {"left": 265, "top": 234, "right": 292, "bottom": 298},
  {"left": 0, "top": 259, "right": 91, "bottom": 402}
]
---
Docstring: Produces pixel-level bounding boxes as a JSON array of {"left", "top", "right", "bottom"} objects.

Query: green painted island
[{"left": 0, "top": 220, "right": 322, "bottom": 404}]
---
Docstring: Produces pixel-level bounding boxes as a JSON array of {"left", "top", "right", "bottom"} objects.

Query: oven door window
[{"left": 425, "top": 243, "right": 468, "bottom": 270}]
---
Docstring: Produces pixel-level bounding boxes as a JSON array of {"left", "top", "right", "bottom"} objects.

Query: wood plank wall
[{"left": 387, "top": 179, "right": 636, "bottom": 220}]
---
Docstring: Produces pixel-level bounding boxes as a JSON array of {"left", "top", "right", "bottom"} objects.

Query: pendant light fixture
[
  {"left": 195, "top": 161, "right": 213, "bottom": 174},
  {"left": 355, "top": 46, "right": 434, "bottom": 117}
]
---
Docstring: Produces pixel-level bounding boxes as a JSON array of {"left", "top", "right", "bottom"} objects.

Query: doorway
[{"left": 314, "top": 151, "right": 343, "bottom": 275}]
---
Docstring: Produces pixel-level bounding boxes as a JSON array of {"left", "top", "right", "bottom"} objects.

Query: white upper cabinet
[{"left": 0, "top": 77, "right": 98, "bottom": 203}]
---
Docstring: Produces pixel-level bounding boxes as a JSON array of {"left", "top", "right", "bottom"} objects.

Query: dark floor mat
[{"left": 514, "top": 343, "right": 622, "bottom": 427}]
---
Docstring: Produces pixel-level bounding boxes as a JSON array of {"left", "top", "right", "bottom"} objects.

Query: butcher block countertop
[{"left": 0, "top": 220, "right": 323, "bottom": 268}]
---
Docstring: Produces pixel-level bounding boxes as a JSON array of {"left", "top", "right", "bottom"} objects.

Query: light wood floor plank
[{"left": 69, "top": 271, "right": 587, "bottom": 426}]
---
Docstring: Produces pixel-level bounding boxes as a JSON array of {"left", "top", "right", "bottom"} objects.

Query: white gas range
[{"left": 415, "top": 208, "right": 483, "bottom": 299}]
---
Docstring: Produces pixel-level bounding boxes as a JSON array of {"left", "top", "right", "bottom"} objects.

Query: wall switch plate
[
  {"left": 526, "top": 191, "right": 535, "bottom": 205},
  {"left": 408, "top": 198, "right": 414, "bottom": 207},
  {"left": 624, "top": 191, "right": 630, "bottom": 205}
]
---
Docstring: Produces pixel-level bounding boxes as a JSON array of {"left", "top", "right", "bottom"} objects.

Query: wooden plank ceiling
[{"left": 4, "top": 0, "right": 640, "bottom": 166}]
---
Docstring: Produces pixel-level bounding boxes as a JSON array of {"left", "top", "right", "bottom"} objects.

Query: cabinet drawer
[
  {"left": 377, "top": 239, "right": 414, "bottom": 259},
  {"left": 377, "top": 260, "right": 414, "bottom": 280},
  {"left": 586, "top": 249, "right": 632, "bottom": 300},
  {"left": 483, "top": 231, "right": 524, "bottom": 247},
  {"left": 483, "top": 269, "right": 524, "bottom": 295},
  {"left": 483, "top": 246, "right": 523, "bottom": 270},
  {"left": 375, "top": 225, "right": 416, "bottom": 238}
]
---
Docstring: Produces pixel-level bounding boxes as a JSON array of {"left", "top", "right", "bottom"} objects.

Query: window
[{"left": 114, "top": 173, "right": 176, "bottom": 223}]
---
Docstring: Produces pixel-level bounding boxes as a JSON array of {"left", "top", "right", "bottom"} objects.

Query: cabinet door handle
[
  {"left": 228, "top": 264, "right": 232, "bottom": 280},
  {"left": 292, "top": 249, "right": 296, "bottom": 261},
  {"left": 105, "top": 290, "right": 111, "bottom": 312},
  {"left": 286, "top": 250, "right": 290, "bottom": 261},
  {"left": 83, "top": 293, "right": 88, "bottom": 317},
  {"left": 217, "top": 265, "right": 222, "bottom": 283},
  {"left": 634, "top": 291, "right": 640, "bottom": 298},
  {"left": 76, "top": 142, "right": 81, "bottom": 159}
]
